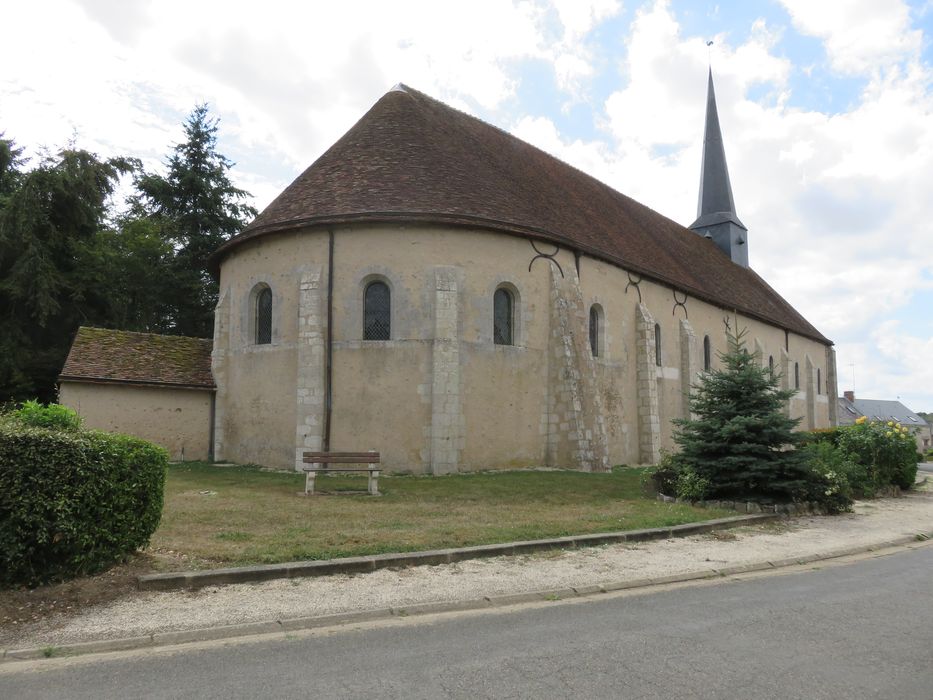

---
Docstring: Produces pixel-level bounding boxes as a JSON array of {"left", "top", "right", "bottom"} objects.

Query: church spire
[{"left": 689, "top": 69, "right": 749, "bottom": 267}]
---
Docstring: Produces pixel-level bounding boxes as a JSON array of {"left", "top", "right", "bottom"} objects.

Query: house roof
[
  {"left": 837, "top": 396, "right": 862, "bottom": 425},
  {"left": 851, "top": 398, "right": 928, "bottom": 427},
  {"left": 59, "top": 327, "right": 214, "bottom": 390},
  {"left": 211, "top": 84, "right": 828, "bottom": 344}
]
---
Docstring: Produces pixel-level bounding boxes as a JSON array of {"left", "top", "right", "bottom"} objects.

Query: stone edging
[
  {"left": 658, "top": 485, "right": 905, "bottom": 515},
  {"left": 657, "top": 493, "right": 829, "bottom": 515},
  {"left": 137, "top": 514, "right": 779, "bottom": 592},
  {"left": 4, "top": 533, "right": 930, "bottom": 663}
]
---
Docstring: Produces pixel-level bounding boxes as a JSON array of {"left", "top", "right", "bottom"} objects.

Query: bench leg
[
  {"left": 369, "top": 470, "right": 380, "bottom": 496},
  {"left": 305, "top": 471, "right": 316, "bottom": 496}
]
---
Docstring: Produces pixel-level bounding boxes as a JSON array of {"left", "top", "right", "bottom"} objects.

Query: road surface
[{"left": 3, "top": 544, "right": 932, "bottom": 699}]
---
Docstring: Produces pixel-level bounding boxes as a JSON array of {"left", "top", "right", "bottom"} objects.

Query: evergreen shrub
[
  {"left": 0, "top": 418, "right": 167, "bottom": 587},
  {"left": 672, "top": 327, "right": 810, "bottom": 502}
]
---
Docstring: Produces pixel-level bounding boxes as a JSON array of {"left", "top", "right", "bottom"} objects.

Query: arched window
[
  {"left": 255, "top": 286, "right": 272, "bottom": 345},
  {"left": 703, "top": 335, "right": 711, "bottom": 371},
  {"left": 817, "top": 368, "right": 822, "bottom": 395},
  {"left": 768, "top": 355, "right": 774, "bottom": 377},
  {"left": 794, "top": 362, "right": 800, "bottom": 390},
  {"left": 363, "top": 281, "right": 390, "bottom": 340},
  {"left": 589, "top": 305, "right": 602, "bottom": 357},
  {"left": 654, "top": 323, "right": 662, "bottom": 367},
  {"left": 493, "top": 288, "right": 513, "bottom": 345}
]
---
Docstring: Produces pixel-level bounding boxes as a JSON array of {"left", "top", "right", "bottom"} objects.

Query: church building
[{"left": 60, "top": 75, "right": 837, "bottom": 471}]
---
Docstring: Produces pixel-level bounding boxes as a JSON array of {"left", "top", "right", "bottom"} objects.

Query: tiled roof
[
  {"left": 852, "top": 399, "right": 926, "bottom": 427},
  {"left": 59, "top": 327, "right": 214, "bottom": 389},
  {"left": 212, "top": 84, "right": 828, "bottom": 344}
]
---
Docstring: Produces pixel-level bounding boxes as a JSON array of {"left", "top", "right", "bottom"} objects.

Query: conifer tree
[
  {"left": 134, "top": 104, "right": 256, "bottom": 337},
  {"left": 0, "top": 145, "right": 133, "bottom": 401},
  {"left": 673, "top": 325, "right": 808, "bottom": 500}
]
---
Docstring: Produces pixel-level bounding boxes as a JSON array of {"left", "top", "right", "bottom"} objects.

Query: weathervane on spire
[{"left": 706, "top": 40, "right": 714, "bottom": 66}]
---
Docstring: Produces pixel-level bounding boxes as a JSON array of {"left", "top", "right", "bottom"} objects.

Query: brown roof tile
[
  {"left": 213, "top": 85, "right": 829, "bottom": 344},
  {"left": 59, "top": 327, "right": 214, "bottom": 389}
]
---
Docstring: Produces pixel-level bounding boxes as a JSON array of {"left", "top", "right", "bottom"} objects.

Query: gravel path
[{"left": 10, "top": 488, "right": 933, "bottom": 648}]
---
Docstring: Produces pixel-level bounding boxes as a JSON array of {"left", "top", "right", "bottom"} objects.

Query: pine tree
[
  {"left": 673, "top": 326, "right": 808, "bottom": 500},
  {"left": 134, "top": 104, "right": 256, "bottom": 337}
]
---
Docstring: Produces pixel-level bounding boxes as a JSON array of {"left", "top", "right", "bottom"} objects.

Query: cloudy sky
[{"left": 3, "top": 0, "right": 932, "bottom": 412}]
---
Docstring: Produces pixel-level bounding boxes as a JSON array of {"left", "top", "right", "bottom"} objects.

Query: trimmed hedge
[{"left": 0, "top": 419, "right": 167, "bottom": 587}]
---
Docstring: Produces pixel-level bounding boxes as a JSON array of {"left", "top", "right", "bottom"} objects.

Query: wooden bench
[{"left": 301, "top": 451, "right": 381, "bottom": 496}]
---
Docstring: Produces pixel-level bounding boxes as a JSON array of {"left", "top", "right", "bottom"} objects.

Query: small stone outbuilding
[{"left": 58, "top": 328, "right": 215, "bottom": 461}]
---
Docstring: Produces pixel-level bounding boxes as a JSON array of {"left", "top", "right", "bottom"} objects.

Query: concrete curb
[
  {"left": 137, "top": 514, "right": 779, "bottom": 591},
  {"left": 3, "top": 528, "right": 931, "bottom": 663}
]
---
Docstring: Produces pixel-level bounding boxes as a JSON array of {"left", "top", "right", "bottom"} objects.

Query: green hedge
[{"left": 0, "top": 419, "right": 167, "bottom": 587}]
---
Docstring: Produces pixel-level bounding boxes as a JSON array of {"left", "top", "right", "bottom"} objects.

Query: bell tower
[{"left": 689, "top": 69, "right": 748, "bottom": 267}]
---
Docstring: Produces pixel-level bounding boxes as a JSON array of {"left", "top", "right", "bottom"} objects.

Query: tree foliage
[
  {"left": 0, "top": 145, "right": 135, "bottom": 401},
  {"left": 0, "top": 105, "right": 255, "bottom": 403},
  {"left": 673, "top": 326, "right": 809, "bottom": 500},
  {"left": 133, "top": 104, "right": 256, "bottom": 337}
]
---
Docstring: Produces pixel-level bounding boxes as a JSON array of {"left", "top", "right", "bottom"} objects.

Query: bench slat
[
  {"left": 303, "top": 452, "right": 380, "bottom": 464},
  {"left": 302, "top": 467, "right": 380, "bottom": 472}
]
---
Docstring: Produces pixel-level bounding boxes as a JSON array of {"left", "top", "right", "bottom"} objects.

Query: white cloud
[
  {"left": 778, "top": 0, "right": 922, "bottom": 75},
  {"left": 2, "top": 0, "right": 932, "bottom": 408},
  {"left": 549, "top": 0, "right": 622, "bottom": 92}
]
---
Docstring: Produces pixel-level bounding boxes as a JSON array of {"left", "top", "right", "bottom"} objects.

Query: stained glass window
[
  {"left": 493, "top": 288, "right": 513, "bottom": 345},
  {"left": 364, "top": 281, "right": 390, "bottom": 340},
  {"left": 589, "top": 306, "right": 599, "bottom": 357},
  {"left": 256, "top": 287, "right": 272, "bottom": 345},
  {"left": 654, "top": 323, "right": 662, "bottom": 367}
]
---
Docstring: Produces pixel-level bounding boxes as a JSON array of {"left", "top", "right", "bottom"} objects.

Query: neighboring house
[
  {"left": 59, "top": 76, "right": 836, "bottom": 474},
  {"left": 58, "top": 328, "right": 215, "bottom": 461},
  {"left": 838, "top": 390, "right": 932, "bottom": 453}
]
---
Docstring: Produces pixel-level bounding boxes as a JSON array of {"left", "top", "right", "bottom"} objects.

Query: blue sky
[{"left": 2, "top": 0, "right": 932, "bottom": 411}]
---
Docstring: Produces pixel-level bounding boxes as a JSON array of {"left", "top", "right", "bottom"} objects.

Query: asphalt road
[{"left": 3, "top": 545, "right": 932, "bottom": 699}]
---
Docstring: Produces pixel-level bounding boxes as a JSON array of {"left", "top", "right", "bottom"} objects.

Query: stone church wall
[{"left": 214, "top": 223, "right": 835, "bottom": 473}]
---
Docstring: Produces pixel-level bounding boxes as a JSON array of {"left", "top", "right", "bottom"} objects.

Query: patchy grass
[
  {"left": 149, "top": 462, "right": 733, "bottom": 568},
  {"left": 0, "top": 463, "right": 734, "bottom": 634}
]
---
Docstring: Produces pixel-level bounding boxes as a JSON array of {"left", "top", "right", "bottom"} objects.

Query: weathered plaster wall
[
  {"left": 59, "top": 381, "right": 212, "bottom": 461},
  {"left": 215, "top": 223, "right": 835, "bottom": 472}
]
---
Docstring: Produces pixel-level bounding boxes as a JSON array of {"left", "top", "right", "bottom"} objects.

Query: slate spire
[{"left": 689, "top": 69, "right": 749, "bottom": 267}]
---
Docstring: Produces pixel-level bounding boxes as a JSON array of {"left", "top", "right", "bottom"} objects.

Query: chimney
[{"left": 843, "top": 390, "right": 855, "bottom": 402}]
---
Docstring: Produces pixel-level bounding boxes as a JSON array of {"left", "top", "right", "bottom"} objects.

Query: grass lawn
[{"left": 150, "top": 463, "right": 733, "bottom": 569}]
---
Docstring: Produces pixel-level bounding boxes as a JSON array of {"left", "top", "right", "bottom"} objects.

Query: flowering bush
[
  {"left": 802, "top": 441, "right": 856, "bottom": 513},
  {"left": 834, "top": 419, "right": 917, "bottom": 492}
]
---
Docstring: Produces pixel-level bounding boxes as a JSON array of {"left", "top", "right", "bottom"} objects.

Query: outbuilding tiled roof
[
  {"left": 59, "top": 327, "right": 214, "bottom": 389},
  {"left": 212, "top": 84, "right": 828, "bottom": 344}
]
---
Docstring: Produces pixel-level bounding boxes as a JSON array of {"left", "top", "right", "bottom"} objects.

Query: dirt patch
[{"left": 0, "top": 551, "right": 189, "bottom": 645}]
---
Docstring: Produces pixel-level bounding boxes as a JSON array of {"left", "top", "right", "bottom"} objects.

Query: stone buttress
[
  {"left": 430, "top": 266, "right": 464, "bottom": 474},
  {"left": 635, "top": 304, "right": 661, "bottom": 464},
  {"left": 545, "top": 263, "right": 610, "bottom": 471},
  {"left": 210, "top": 287, "right": 231, "bottom": 461},
  {"left": 294, "top": 267, "right": 326, "bottom": 470}
]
